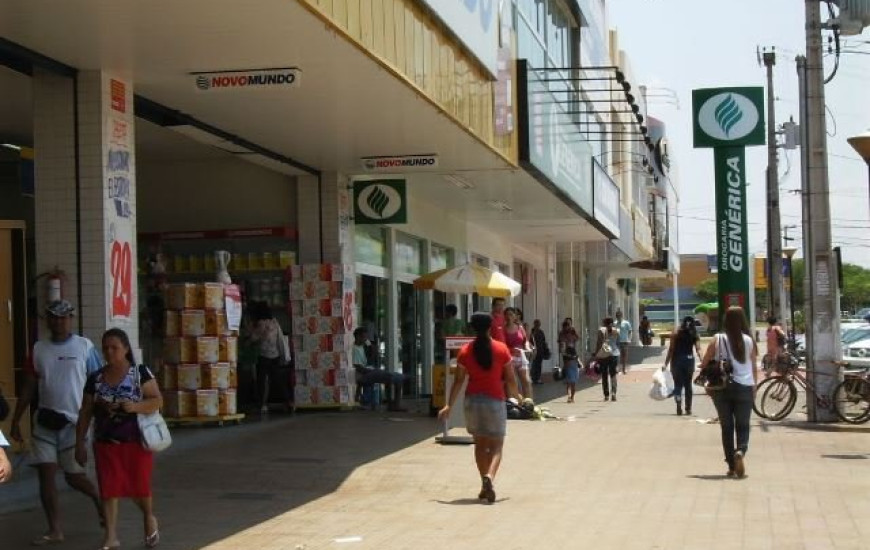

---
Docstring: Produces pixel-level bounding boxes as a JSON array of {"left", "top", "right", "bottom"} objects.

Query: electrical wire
[
  {"left": 824, "top": 0, "right": 841, "bottom": 85},
  {"left": 825, "top": 103, "right": 837, "bottom": 137}
]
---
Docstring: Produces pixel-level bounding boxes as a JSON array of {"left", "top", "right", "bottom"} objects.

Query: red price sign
[{"left": 110, "top": 240, "right": 132, "bottom": 318}]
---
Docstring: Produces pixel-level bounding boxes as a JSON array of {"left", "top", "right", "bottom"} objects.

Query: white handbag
[{"left": 136, "top": 367, "right": 172, "bottom": 452}]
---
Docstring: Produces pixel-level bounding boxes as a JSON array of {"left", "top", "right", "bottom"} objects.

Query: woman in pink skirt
[{"left": 76, "top": 328, "right": 163, "bottom": 549}]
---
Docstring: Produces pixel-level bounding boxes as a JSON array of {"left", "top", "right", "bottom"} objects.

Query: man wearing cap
[{"left": 10, "top": 300, "right": 104, "bottom": 545}]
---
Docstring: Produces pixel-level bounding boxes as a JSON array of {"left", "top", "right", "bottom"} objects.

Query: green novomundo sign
[{"left": 692, "top": 87, "right": 764, "bottom": 317}]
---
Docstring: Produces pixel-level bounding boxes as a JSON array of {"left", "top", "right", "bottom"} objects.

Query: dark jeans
[
  {"left": 671, "top": 357, "right": 695, "bottom": 411},
  {"left": 600, "top": 356, "right": 619, "bottom": 397},
  {"left": 711, "top": 382, "right": 754, "bottom": 470},
  {"left": 257, "top": 356, "right": 292, "bottom": 407},
  {"left": 358, "top": 368, "right": 405, "bottom": 408},
  {"left": 530, "top": 352, "right": 544, "bottom": 383}
]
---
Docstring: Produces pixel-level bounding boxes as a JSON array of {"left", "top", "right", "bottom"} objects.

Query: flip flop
[
  {"left": 145, "top": 518, "right": 160, "bottom": 548},
  {"left": 31, "top": 535, "right": 64, "bottom": 546}
]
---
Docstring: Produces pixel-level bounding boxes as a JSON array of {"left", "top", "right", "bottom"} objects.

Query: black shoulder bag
[{"left": 693, "top": 335, "right": 732, "bottom": 391}]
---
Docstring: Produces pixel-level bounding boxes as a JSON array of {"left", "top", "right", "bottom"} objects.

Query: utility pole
[
  {"left": 762, "top": 49, "right": 785, "bottom": 327},
  {"left": 801, "top": 0, "right": 841, "bottom": 422}
]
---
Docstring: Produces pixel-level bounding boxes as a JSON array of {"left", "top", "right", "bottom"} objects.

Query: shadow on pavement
[
  {"left": 759, "top": 418, "right": 870, "bottom": 434},
  {"left": 686, "top": 474, "right": 732, "bottom": 481},
  {"left": 0, "top": 408, "right": 444, "bottom": 549}
]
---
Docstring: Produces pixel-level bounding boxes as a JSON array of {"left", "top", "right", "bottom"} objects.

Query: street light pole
[
  {"left": 783, "top": 247, "right": 798, "bottom": 348},
  {"left": 763, "top": 50, "right": 785, "bottom": 327}
]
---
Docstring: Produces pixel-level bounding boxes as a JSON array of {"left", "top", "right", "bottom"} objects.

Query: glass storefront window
[
  {"left": 430, "top": 244, "right": 452, "bottom": 271},
  {"left": 395, "top": 233, "right": 423, "bottom": 275},
  {"left": 354, "top": 225, "right": 387, "bottom": 267}
]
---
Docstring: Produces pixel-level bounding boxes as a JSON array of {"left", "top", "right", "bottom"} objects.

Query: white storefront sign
[
  {"left": 592, "top": 160, "right": 620, "bottom": 238},
  {"left": 419, "top": 0, "right": 498, "bottom": 76},
  {"left": 104, "top": 77, "right": 136, "bottom": 327},
  {"left": 192, "top": 68, "right": 301, "bottom": 91},
  {"left": 360, "top": 154, "right": 439, "bottom": 172}
]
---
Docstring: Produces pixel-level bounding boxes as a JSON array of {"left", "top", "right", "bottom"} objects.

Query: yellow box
[
  {"left": 159, "top": 364, "right": 177, "bottom": 391},
  {"left": 219, "top": 389, "right": 237, "bottom": 415},
  {"left": 203, "top": 283, "right": 224, "bottom": 310},
  {"left": 164, "top": 311, "right": 179, "bottom": 337},
  {"left": 180, "top": 310, "right": 206, "bottom": 337},
  {"left": 263, "top": 252, "right": 278, "bottom": 270},
  {"left": 189, "top": 255, "right": 204, "bottom": 273},
  {"left": 219, "top": 336, "right": 238, "bottom": 362},
  {"left": 205, "top": 311, "right": 228, "bottom": 336},
  {"left": 196, "top": 337, "right": 219, "bottom": 364},
  {"left": 204, "top": 254, "right": 216, "bottom": 273},
  {"left": 234, "top": 254, "right": 248, "bottom": 272},
  {"left": 163, "top": 391, "right": 196, "bottom": 418},
  {"left": 173, "top": 256, "right": 189, "bottom": 274},
  {"left": 201, "top": 364, "right": 230, "bottom": 390},
  {"left": 195, "top": 389, "right": 219, "bottom": 417},
  {"left": 248, "top": 252, "right": 263, "bottom": 271},
  {"left": 227, "top": 362, "right": 237, "bottom": 388},
  {"left": 168, "top": 283, "right": 203, "bottom": 310},
  {"left": 177, "top": 364, "right": 202, "bottom": 391},
  {"left": 278, "top": 251, "right": 295, "bottom": 268},
  {"left": 163, "top": 337, "right": 197, "bottom": 364}
]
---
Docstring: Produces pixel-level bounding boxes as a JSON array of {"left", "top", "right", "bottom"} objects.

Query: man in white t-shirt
[
  {"left": 10, "top": 300, "right": 104, "bottom": 545},
  {"left": 615, "top": 310, "right": 633, "bottom": 374}
]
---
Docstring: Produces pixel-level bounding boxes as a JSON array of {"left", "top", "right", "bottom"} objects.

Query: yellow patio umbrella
[{"left": 413, "top": 264, "right": 522, "bottom": 297}]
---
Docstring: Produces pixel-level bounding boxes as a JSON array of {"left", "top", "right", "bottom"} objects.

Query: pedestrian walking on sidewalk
[
  {"left": 663, "top": 316, "right": 703, "bottom": 416},
  {"left": 615, "top": 310, "right": 632, "bottom": 374},
  {"left": 529, "top": 319, "right": 549, "bottom": 385},
  {"left": 9, "top": 300, "right": 105, "bottom": 546},
  {"left": 76, "top": 328, "right": 163, "bottom": 550},
  {"left": 594, "top": 318, "right": 620, "bottom": 401},
  {"left": 438, "top": 312, "right": 520, "bottom": 504},
  {"left": 504, "top": 307, "right": 533, "bottom": 400},
  {"left": 562, "top": 346, "right": 580, "bottom": 402},
  {"left": 700, "top": 307, "right": 758, "bottom": 479}
]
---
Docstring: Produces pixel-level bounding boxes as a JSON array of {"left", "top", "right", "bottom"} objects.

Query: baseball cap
[{"left": 46, "top": 300, "right": 76, "bottom": 317}]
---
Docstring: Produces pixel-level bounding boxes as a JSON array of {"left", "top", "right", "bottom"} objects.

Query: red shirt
[
  {"left": 458, "top": 340, "right": 512, "bottom": 401},
  {"left": 490, "top": 312, "right": 506, "bottom": 343}
]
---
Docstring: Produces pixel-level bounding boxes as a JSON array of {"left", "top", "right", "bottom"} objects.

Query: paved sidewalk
[{"left": 1, "top": 346, "right": 869, "bottom": 550}]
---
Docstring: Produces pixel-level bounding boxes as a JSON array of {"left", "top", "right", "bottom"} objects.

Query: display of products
[
  {"left": 158, "top": 282, "right": 239, "bottom": 419},
  {"left": 289, "top": 264, "right": 355, "bottom": 408}
]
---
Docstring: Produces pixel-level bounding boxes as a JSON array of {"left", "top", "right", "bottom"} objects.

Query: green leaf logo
[
  {"left": 714, "top": 94, "right": 743, "bottom": 138},
  {"left": 366, "top": 185, "right": 390, "bottom": 218}
]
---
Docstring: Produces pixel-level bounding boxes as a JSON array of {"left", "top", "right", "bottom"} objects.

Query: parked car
[{"left": 842, "top": 337, "right": 870, "bottom": 369}]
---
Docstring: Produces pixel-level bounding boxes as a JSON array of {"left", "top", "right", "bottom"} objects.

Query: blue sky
[{"left": 608, "top": 0, "right": 870, "bottom": 267}]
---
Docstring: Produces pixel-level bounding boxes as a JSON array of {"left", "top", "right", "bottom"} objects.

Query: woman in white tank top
[{"left": 700, "top": 306, "right": 758, "bottom": 479}]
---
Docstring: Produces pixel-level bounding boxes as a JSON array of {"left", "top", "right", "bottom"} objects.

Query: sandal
[
  {"left": 31, "top": 535, "right": 64, "bottom": 546},
  {"left": 481, "top": 476, "right": 496, "bottom": 504},
  {"left": 145, "top": 518, "right": 160, "bottom": 548}
]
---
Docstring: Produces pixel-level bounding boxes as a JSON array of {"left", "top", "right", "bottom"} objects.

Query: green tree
[
  {"left": 695, "top": 277, "right": 718, "bottom": 302},
  {"left": 786, "top": 259, "right": 870, "bottom": 314}
]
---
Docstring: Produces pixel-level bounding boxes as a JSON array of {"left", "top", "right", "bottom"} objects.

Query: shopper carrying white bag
[{"left": 649, "top": 368, "right": 674, "bottom": 401}]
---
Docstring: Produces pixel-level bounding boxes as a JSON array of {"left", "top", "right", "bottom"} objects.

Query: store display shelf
[{"left": 165, "top": 414, "right": 245, "bottom": 427}]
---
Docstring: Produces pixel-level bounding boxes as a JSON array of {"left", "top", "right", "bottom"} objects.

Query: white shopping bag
[{"left": 649, "top": 368, "right": 674, "bottom": 401}]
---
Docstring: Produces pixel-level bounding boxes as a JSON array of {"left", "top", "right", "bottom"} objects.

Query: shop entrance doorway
[
  {"left": 356, "top": 274, "right": 389, "bottom": 368},
  {"left": 0, "top": 223, "right": 26, "bottom": 398},
  {"left": 398, "top": 282, "right": 423, "bottom": 396}
]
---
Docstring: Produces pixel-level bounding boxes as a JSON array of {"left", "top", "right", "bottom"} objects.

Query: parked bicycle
[{"left": 753, "top": 357, "right": 870, "bottom": 424}]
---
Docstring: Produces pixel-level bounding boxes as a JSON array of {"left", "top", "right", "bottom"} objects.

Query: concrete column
[
  {"left": 296, "top": 172, "right": 353, "bottom": 266},
  {"left": 631, "top": 279, "right": 640, "bottom": 345},
  {"left": 33, "top": 69, "right": 138, "bottom": 348}
]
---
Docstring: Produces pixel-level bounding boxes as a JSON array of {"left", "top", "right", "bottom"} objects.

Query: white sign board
[
  {"left": 419, "top": 0, "right": 498, "bottom": 76},
  {"left": 360, "top": 154, "right": 439, "bottom": 172},
  {"left": 193, "top": 68, "right": 301, "bottom": 91}
]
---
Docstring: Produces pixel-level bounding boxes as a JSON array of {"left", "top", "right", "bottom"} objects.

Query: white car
[{"left": 842, "top": 336, "right": 870, "bottom": 369}]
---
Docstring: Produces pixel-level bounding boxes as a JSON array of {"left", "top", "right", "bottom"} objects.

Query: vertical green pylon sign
[
  {"left": 714, "top": 147, "right": 749, "bottom": 309},
  {"left": 693, "top": 87, "right": 765, "bottom": 317}
]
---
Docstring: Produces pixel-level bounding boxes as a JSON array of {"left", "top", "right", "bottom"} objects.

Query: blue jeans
[
  {"left": 671, "top": 356, "right": 695, "bottom": 411},
  {"left": 711, "top": 382, "right": 754, "bottom": 470}
]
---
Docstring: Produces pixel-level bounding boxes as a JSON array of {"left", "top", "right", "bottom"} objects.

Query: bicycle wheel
[
  {"left": 756, "top": 376, "right": 797, "bottom": 421},
  {"left": 833, "top": 377, "right": 870, "bottom": 424},
  {"left": 753, "top": 376, "right": 784, "bottom": 418}
]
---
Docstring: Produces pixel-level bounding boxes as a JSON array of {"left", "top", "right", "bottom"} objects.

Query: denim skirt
[{"left": 464, "top": 394, "right": 507, "bottom": 438}]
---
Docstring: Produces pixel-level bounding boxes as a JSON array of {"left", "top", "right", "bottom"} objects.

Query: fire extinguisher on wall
[{"left": 37, "top": 267, "right": 66, "bottom": 304}]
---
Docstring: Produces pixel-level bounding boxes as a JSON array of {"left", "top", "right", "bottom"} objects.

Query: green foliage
[
  {"left": 694, "top": 277, "right": 718, "bottom": 302},
  {"left": 787, "top": 259, "right": 870, "bottom": 314}
]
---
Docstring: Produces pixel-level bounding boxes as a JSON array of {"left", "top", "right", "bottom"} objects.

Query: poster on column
[{"left": 104, "top": 77, "right": 136, "bottom": 326}]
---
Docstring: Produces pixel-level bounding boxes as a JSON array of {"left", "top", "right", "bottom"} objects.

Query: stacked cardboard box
[
  {"left": 160, "top": 282, "right": 238, "bottom": 418},
  {"left": 289, "top": 264, "right": 355, "bottom": 408}
]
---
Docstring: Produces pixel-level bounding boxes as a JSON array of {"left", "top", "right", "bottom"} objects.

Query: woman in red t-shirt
[{"left": 438, "top": 312, "right": 519, "bottom": 504}]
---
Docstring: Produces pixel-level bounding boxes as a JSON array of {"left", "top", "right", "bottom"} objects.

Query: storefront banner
[
  {"left": 519, "top": 63, "right": 593, "bottom": 216},
  {"left": 494, "top": 47, "right": 514, "bottom": 136},
  {"left": 192, "top": 68, "right": 301, "bottom": 92},
  {"left": 592, "top": 160, "right": 620, "bottom": 238},
  {"left": 104, "top": 77, "right": 136, "bottom": 326},
  {"left": 418, "top": 0, "right": 497, "bottom": 76},
  {"left": 353, "top": 180, "right": 408, "bottom": 225},
  {"left": 360, "top": 154, "right": 439, "bottom": 172},
  {"left": 714, "top": 146, "right": 750, "bottom": 311}
]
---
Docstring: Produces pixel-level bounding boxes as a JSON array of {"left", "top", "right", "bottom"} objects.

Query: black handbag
[
  {"left": 0, "top": 388, "right": 9, "bottom": 421},
  {"left": 36, "top": 408, "right": 71, "bottom": 431},
  {"left": 693, "top": 335, "right": 732, "bottom": 391}
]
